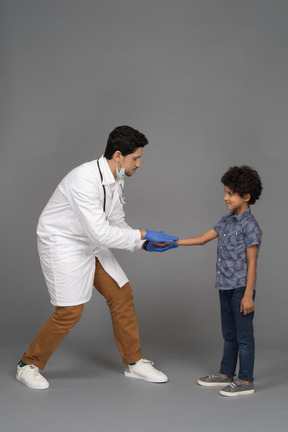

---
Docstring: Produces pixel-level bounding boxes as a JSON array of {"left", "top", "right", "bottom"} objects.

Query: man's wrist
[{"left": 142, "top": 240, "right": 150, "bottom": 250}]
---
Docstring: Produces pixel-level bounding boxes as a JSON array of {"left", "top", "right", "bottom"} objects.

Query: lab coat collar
[{"left": 98, "top": 155, "right": 123, "bottom": 187}]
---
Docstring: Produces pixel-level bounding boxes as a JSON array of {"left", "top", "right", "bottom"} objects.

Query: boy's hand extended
[
  {"left": 145, "top": 241, "right": 179, "bottom": 252},
  {"left": 240, "top": 295, "right": 255, "bottom": 315}
]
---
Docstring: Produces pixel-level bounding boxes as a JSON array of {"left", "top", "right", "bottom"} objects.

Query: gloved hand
[
  {"left": 145, "top": 230, "right": 178, "bottom": 243},
  {"left": 144, "top": 241, "right": 179, "bottom": 252}
]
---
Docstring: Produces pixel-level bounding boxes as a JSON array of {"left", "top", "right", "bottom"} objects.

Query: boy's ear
[{"left": 243, "top": 193, "right": 251, "bottom": 203}]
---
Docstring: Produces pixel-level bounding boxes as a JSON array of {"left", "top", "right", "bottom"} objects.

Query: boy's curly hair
[{"left": 221, "top": 165, "right": 263, "bottom": 205}]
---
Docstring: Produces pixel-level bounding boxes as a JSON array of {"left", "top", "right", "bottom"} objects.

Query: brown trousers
[{"left": 22, "top": 258, "right": 143, "bottom": 369}]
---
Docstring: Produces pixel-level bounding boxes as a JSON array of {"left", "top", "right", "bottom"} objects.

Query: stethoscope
[
  {"left": 97, "top": 160, "right": 126, "bottom": 213},
  {"left": 97, "top": 160, "right": 106, "bottom": 212}
]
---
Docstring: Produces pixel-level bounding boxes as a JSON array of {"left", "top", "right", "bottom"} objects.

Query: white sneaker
[
  {"left": 16, "top": 364, "right": 49, "bottom": 389},
  {"left": 124, "top": 358, "right": 168, "bottom": 383}
]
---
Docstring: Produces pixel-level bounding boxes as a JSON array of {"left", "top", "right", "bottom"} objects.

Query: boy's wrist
[{"left": 243, "top": 290, "right": 254, "bottom": 298}]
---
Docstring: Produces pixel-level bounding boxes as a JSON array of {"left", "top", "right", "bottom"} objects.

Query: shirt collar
[
  {"left": 98, "top": 155, "right": 117, "bottom": 186},
  {"left": 98, "top": 156, "right": 125, "bottom": 188},
  {"left": 226, "top": 207, "right": 251, "bottom": 222}
]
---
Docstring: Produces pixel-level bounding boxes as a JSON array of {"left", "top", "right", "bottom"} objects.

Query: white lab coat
[{"left": 37, "top": 156, "right": 143, "bottom": 306}]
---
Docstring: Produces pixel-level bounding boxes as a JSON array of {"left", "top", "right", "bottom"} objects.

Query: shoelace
[
  {"left": 136, "top": 359, "right": 163, "bottom": 374},
  {"left": 18, "top": 364, "right": 38, "bottom": 377},
  {"left": 28, "top": 365, "right": 40, "bottom": 376},
  {"left": 139, "top": 359, "right": 154, "bottom": 367}
]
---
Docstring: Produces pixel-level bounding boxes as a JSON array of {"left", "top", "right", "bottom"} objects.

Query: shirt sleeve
[
  {"left": 213, "top": 217, "right": 224, "bottom": 235},
  {"left": 243, "top": 220, "right": 262, "bottom": 249},
  {"left": 109, "top": 202, "right": 145, "bottom": 250}
]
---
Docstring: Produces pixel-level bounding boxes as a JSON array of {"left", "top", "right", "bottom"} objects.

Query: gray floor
[{"left": 1, "top": 341, "right": 287, "bottom": 432}]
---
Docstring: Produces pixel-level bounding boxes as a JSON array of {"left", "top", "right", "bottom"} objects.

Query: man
[{"left": 16, "top": 125, "right": 178, "bottom": 389}]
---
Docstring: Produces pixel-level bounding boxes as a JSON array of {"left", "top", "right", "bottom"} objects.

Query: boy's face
[{"left": 223, "top": 186, "right": 250, "bottom": 216}]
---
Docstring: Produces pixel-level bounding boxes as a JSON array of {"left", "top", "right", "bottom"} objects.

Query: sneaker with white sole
[
  {"left": 124, "top": 358, "right": 168, "bottom": 383},
  {"left": 16, "top": 364, "right": 49, "bottom": 389},
  {"left": 219, "top": 378, "right": 254, "bottom": 397},
  {"left": 198, "top": 373, "right": 233, "bottom": 387}
]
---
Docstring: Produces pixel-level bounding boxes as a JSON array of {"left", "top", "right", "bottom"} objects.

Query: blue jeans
[{"left": 219, "top": 287, "right": 255, "bottom": 382}]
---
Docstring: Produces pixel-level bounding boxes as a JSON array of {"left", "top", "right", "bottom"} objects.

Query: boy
[{"left": 177, "top": 166, "right": 262, "bottom": 396}]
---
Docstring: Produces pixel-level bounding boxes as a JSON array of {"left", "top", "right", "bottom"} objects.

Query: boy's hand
[
  {"left": 149, "top": 242, "right": 170, "bottom": 247},
  {"left": 240, "top": 295, "right": 255, "bottom": 315},
  {"left": 144, "top": 241, "right": 179, "bottom": 252}
]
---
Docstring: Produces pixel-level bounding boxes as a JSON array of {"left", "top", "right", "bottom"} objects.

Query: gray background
[{"left": 1, "top": 1, "right": 287, "bottom": 431}]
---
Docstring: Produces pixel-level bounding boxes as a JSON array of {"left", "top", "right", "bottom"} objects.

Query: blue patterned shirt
[{"left": 213, "top": 208, "right": 262, "bottom": 290}]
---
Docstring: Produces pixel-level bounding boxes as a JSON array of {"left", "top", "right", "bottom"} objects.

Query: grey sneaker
[
  {"left": 219, "top": 378, "right": 254, "bottom": 397},
  {"left": 198, "top": 373, "right": 233, "bottom": 387}
]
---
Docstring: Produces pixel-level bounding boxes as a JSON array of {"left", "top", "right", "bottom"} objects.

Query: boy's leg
[
  {"left": 232, "top": 288, "right": 255, "bottom": 382},
  {"left": 219, "top": 289, "right": 238, "bottom": 377},
  {"left": 21, "top": 304, "right": 84, "bottom": 370},
  {"left": 93, "top": 258, "right": 143, "bottom": 365}
]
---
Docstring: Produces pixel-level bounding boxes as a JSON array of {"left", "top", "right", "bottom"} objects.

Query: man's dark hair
[
  {"left": 221, "top": 165, "right": 263, "bottom": 205},
  {"left": 104, "top": 125, "right": 148, "bottom": 159}
]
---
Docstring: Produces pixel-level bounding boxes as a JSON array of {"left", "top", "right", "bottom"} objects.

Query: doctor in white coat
[{"left": 16, "top": 125, "right": 178, "bottom": 390}]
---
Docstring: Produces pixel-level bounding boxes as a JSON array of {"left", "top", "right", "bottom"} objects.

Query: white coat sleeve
[
  {"left": 109, "top": 198, "right": 145, "bottom": 250},
  {"left": 61, "top": 173, "right": 141, "bottom": 251}
]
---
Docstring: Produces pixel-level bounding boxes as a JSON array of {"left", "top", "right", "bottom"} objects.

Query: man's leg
[
  {"left": 21, "top": 304, "right": 84, "bottom": 369},
  {"left": 93, "top": 258, "right": 142, "bottom": 364},
  {"left": 93, "top": 258, "right": 168, "bottom": 382},
  {"left": 17, "top": 305, "right": 84, "bottom": 389}
]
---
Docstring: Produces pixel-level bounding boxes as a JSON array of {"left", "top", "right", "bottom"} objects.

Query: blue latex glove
[
  {"left": 145, "top": 242, "right": 179, "bottom": 252},
  {"left": 145, "top": 230, "right": 178, "bottom": 243}
]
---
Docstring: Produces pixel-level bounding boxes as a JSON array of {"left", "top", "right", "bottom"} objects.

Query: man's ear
[{"left": 113, "top": 150, "right": 122, "bottom": 162}]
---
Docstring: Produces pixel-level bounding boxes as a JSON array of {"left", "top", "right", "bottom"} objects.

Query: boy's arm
[
  {"left": 240, "top": 244, "right": 258, "bottom": 315},
  {"left": 177, "top": 229, "right": 218, "bottom": 246}
]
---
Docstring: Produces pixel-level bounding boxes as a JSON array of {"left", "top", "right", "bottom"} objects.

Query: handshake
[{"left": 143, "top": 229, "right": 179, "bottom": 253}]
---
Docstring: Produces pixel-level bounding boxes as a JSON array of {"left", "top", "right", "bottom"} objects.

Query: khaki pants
[{"left": 22, "top": 259, "right": 143, "bottom": 369}]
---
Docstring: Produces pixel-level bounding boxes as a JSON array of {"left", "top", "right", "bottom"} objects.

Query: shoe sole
[
  {"left": 124, "top": 371, "right": 168, "bottom": 383},
  {"left": 16, "top": 374, "right": 49, "bottom": 390},
  {"left": 219, "top": 389, "right": 255, "bottom": 397},
  {"left": 198, "top": 380, "right": 232, "bottom": 387}
]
